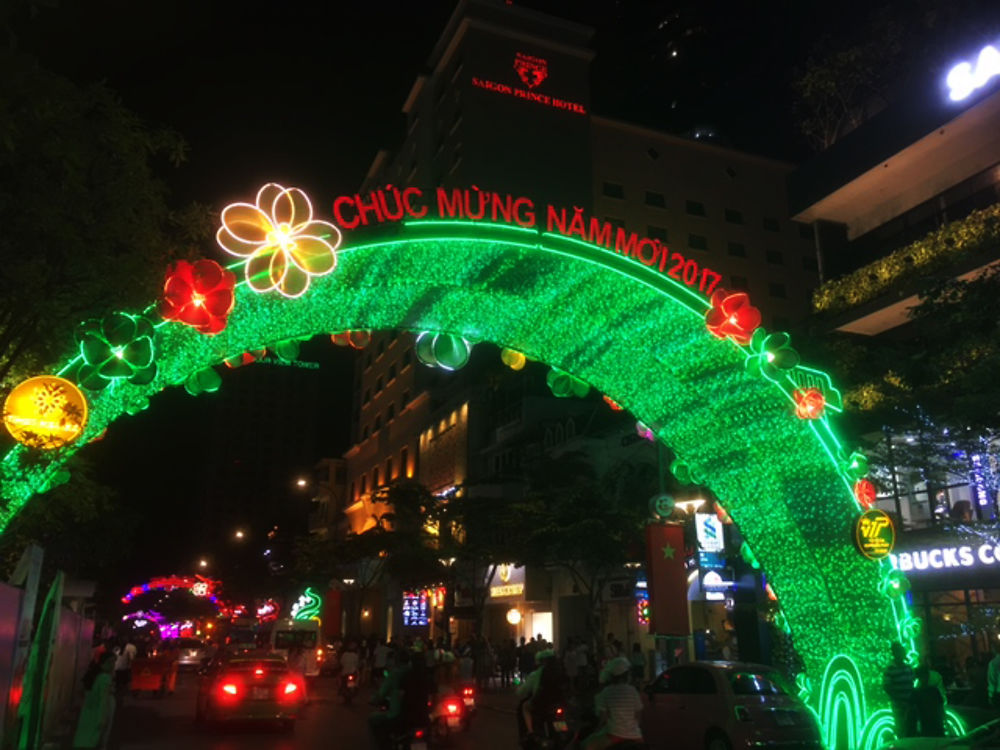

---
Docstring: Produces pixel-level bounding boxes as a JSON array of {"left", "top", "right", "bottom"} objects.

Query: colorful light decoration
[
  {"left": 331, "top": 330, "right": 371, "bottom": 349},
  {"left": 855, "top": 509, "right": 896, "bottom": 561},
  {"left": 2, "top": 376, "right": 88, "bottom": 450},
  {"left": 160, "top": 259, "right": 237, "bottom": 334},
  {"left": 636, "top": 597, "right": 650, "bottom": 626},
  {"left": 73, "top": 312, "right": 157, "bottom": 391},
  {"left": 704, "top": 289, "right": 761, "bottom": 345},
  {"left": 603, "top": 394, "right": 623, "bottom": 411},
  {"left": 1, "top": 202, "right": 947, "bottom": 743},
  {"left": 793, "top": 387, "right": 826, "bottom": 419},
  {"left": 290, "top": 587, "right": 322, "bottom": 622},
  {"left": 500, "top": 348, "right": 526, "bottom": 371},
  {"left": 121, "top": 575, "right": 221, "bottom": 605},
  {"left": 854, "top": 479, "right": 878, "bottom": 509},
  {"left": 256, "top": 599, "right": 279, "bottom": 621},
  {"left": 223, "top": 349, "right": 266, "bottom": 369},
  {"left": 217, "top": 183, "right": 341, "bottom": 298},
  {"left": 415, "top": 331, "right": 472, "bottom": 370},
  {"left": 745, "top": 329, "right": 800, "bottom": 381},
  {"left": 635, "top": 421, "right": 655, "bottom": 441},
  {"left": 546, "top": 367, "right": 589, "bottom": 398}
]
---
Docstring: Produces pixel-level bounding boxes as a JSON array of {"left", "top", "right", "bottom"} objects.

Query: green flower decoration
[
  {"left": 184, "top": 367, "right": 222, "bottom": 396},
  {"left": 670, "top": 459, "right": 704, "bottom": 486},
  {"left": 795, "top": 673, "right": 812, "bottom": 703},
  {"left": 841, "top": 450, "right": 869, "bottom": 482},
  {"left": 744, "top": 328, "right": 800, "bottom": 381},
  {"left": 879, "top": 569, "right": 911, "bottom": 600},
  {"left": 74, "top": 313, "right": 157, "bottom": 391},
  {"left": 546, "top": 368, "right": 589, "bottom": 398},
  {"left": 899, "top": 615, "right": 922, "bottom": 640}
]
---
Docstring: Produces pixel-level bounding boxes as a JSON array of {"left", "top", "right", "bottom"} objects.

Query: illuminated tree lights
[
  {"left": 415, "top": 331, "right": 472, "bottom": 371},
  {"left": 0, "top": 202, "right": 936, "bottom": 744},
  {"left": 217, "top": 183, "right": 342, "bottom": 298},
  {"left": 160, "top": 259, "right": 237, "bottom": 334},
  {"left": 73, "top": 312, "right": 157, "bottom": 390},
  {"left": 704, "top": 288, "right": 761, "bottom": 345}
]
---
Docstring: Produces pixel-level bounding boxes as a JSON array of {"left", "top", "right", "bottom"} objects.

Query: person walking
[
  {"left": 912, "top": 660, "right": 946, "bottom": 737},
  {"left": 499, "top": 638, "right": 516, "bottom": 689},
  {"left": 629, "top": 643, "right": 646, "bottom": 686},
  {"left": 883, "top": 642, "right": 916, "bottom": 738},
  {"left": 73, "top": 651, "right": 116, "bottom": 749},
  {"left": 988, "top": 643, "right": 1000, "bottom": 710},
  {"left": 112, "top": 637, "right": 136, "bottom": 696}
]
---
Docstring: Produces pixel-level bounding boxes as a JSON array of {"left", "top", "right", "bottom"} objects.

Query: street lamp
[
  {"left": 675, "top": 497, "right": 706, "bottom": 515},
  {"left": 296, "top": 478, "right": 308, "bottom": 488},
  {"left": 234, "top": 529, "right": 245, "bottom": 540},
  {"left": 198, "top": 558, "right": 208, "bottom": 569}
]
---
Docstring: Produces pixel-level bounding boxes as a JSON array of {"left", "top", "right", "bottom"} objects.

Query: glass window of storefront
[{"left": 912, "top": 588, "right": 1000, "bottom": 691}]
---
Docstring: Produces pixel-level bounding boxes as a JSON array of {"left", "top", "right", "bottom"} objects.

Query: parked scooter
[{"left": 340, "top": 670, "right": 359, "bottom": 705}]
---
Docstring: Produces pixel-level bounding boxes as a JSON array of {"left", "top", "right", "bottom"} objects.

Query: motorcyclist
[
  {"left": 368, "top": 648, "right": 432, "bottom": 749},
  {"left": 516, "top": 648, "right": 564, "bottom": 741},
  {"left": 340, "top": 641, "right": 360, "bottom": 691},
  {"left": 582, "top": 656, "right": 643, "bottom": 749}
]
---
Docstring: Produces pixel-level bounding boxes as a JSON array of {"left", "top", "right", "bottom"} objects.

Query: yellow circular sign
[
  {"left": 855, "top": 508, "right": 895, "bottom": 560},
  {"left": 3, "top": 376, "right": 89, "bottom": 449}
]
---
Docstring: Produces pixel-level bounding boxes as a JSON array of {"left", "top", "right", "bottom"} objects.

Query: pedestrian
[
  {"left": 912, "top": 660, "right": 945, "bottom": 737},
  {"left": 629, "top": 643, "right": 645, "bottom": 686},
  {"left": 373, "top": 638, "right": 390, "bottom": 686},
  {"left": 988, "top": 643, "right": 1000, "bottom": 710},
  {"left": 518, "top": 636, "right": 535, "bottom": 684},
  {"left": 499, "top": 638, "right": 516, "bottom": 689},
  {"left": 883, "top": 642, "right": 916, "bottom": 738},
  {"left": 563, "top": 638, "right": 579, "bottom": 692},
  {"left": 113, "top": 637, "right": 136, "bottom": 696},
  {"left": 73, "top": 651, "right": 116, "bottom": 749}
]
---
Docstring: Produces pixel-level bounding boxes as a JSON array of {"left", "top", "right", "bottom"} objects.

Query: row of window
[
  {"left": 352, "top": 446, "right": 411, "bottom": 501},
  {"left": 359, "top": 392, "right": 412, "bottom": 440},
  {"left": 601, "top": 181, "right": 812, "bottom": 238},
  {"left": 363, "top": 340, "right": 412, "bottom": 372}
]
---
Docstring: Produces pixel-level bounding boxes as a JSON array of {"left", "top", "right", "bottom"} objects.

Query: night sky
[{"left": 10, "top": 0, "right": 1000, "bottom": 610}]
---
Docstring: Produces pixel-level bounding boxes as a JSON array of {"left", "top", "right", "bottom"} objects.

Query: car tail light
[
  {"left": 415, "top": 729, "right": 425, "bottom": 739},
  {"left": 735, "top": 705, "right": 752, "bottom": 722},
  {"left": 347, "top": 673, "right": 356, "bottom": 683},
  {"left": 221, "top": 682, "right": 239, "bottom": 696},
  {"left": 446, "top": 701, "right": 460, "bottom": 715},
  {"left": 463, "top": 687, "right": 474, "bottom": 696},
  {"left": 316, "top": 648, "right": 324, "bottom": 658},
  {"left": 555, "top": 707, "right": 564, "bottom": 716},
  {"left": 283, "top": 682, "right": 298, "bottom": 695},
  {"left": 254, "top": 667, "right": 265, "bottom": 677}
]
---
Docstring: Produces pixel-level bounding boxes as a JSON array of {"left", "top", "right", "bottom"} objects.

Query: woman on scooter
[{"left": 583, "top": 657, "right": 644, "bottom": 749}]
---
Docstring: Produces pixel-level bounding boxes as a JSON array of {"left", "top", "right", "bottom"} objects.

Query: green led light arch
[{"left": 0, "top": 218, "right": 955, "bottom": 748}]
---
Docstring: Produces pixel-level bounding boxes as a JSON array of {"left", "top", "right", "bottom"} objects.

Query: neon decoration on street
[
  {"left": 217, "top": 183, "right": 341, "bottom": 298},
  {"left": 3, "top": 376, "right": 88, "bottom": 449},
  {"left": 402, "top": 590, "right": 430, "bottom": 627},
  {"left": 513, "top": 52, "right": 548, "bottom": 88},
  {"left": 793, "top": 387, "right": 826, "bottom": 419},
  {"left": 160, "top": 259, "right": 237, "bottom": 334},
  {"left": 121, "top": 575, "right": 221, "bottom": 604},
  {"left": 0, "top": 179, "right": 949, "bottom": 743},
  {"left": 946, "top": 43, "right": 1000, "bottom": 101},
  {"left": 290, "top": 587, "right": 322, "bottom": 621}
]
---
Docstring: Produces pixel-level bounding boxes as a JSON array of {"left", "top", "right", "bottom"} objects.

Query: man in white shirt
[{"left": 373, "top": 640, "right": 390, "bottom": 685}]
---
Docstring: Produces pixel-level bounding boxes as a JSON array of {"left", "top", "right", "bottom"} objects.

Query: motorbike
[
  {"left": 340, "top": 670, "right": 359, "bottom": 705},
  {"left": 459, "top": 683, "right": 477, "bottom": 719},
  {"left": 522, "top": 704, "right": 572, "bottom": 750}
]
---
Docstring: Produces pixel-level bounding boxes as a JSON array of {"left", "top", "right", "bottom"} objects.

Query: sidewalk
[{"left": 476, "top": 685, "right": 520, "bottom": 716}]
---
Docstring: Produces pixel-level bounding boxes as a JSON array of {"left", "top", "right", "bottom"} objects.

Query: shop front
[{"left": 483, "top": 564, "right": 554, "bottom": 646}]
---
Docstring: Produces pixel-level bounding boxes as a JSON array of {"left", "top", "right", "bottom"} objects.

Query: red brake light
[
  {"left": 221, "top": 683, "right": 238, "bottom": 696},
  {"left": 254, "top": 667, "right": 265, "bottom": 677},
  {"left": 347, "top": 673, "right": 355, "bottom": 682},
  {"left": 415, "top": 730, "right": 425, "bottom": 739},
  {"left": 463, "top": 687, "right": 474, "bottom": 696},
  {"left": 556, "top": 707, "right": 564, "bottom": 716},
  {"left": 446, "top": 702, "right": 460, "bottom": 714},
  {"left": 284, "top": 682, "right": 298, "bottom": 695}
]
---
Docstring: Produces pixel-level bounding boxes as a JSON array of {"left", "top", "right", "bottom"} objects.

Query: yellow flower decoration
[{"left": 216, "top": 183, "right": 342, "bottom": 298}]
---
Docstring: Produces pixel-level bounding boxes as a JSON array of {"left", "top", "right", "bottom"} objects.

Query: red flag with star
[{"left": 645, "top": 523, "right": 689, "bottom": 636}]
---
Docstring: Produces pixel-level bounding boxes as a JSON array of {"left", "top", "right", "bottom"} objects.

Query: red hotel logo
[{"left": 513, "top": 52, "right": 547, "bottom": 88}]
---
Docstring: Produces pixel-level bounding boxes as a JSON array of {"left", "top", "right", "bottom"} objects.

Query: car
[
  {"left": 195, "top": 655, "right": 305, "bottom": 729},
  {"left": 877, "top": 718, "right": 1000, "bottom": 750},
  {"left": 641, "top": 661, "right": 823, "bottom": 750},
  {"left": 176, "top": 638, "right": 211, "bottom": 670}
]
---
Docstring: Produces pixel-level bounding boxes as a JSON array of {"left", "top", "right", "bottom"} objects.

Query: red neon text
[{"left": 471, "top": 77, "right": 587, "bottom": 115}]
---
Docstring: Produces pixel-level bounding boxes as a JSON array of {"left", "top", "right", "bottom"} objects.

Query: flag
[{"left": 645, "top": 523, "right": 689, "bottom": 636}]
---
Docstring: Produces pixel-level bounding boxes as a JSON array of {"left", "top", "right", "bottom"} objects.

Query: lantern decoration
[
  {"left": 159, "top": 259, "right": 236, "bottom": 334},
  {"left": 636, "top": 597, "right": 650, "bottom": 626},
  {"left": 842, "top": 450, "right": 869, "bottom": 482},
  {"left": 74, "top": 312, "right": 157, "bottom": 391},
  {"left": 184, "top": 367, "right": 222, "bottom": 396},
  {"left": 500, "top": 348, "right": 526, "bottom": 371},
  {"left": 223, "top": 349, "right": 266, "bottom": 369},
  {"left": 272, "top": 339, "right": 300, "bottom": 362},
  {"left": 704, "top": 289, "right": 761, "bottom": 345},
  {"left": 2, "top": 376, "right": 88, "bottom": 449},
  {"left": 546, "top": 368, "right": 589, "bottom": 398},
  {"left": 331, "top": 330, "right": 371, "bottom": 349},
  {"left": 793, "top": 387, "right": 826, "bottom": 419},
  {"left": 670, "top": 459, "right": 703, "bottom": 486},
  {"left": 603, "top": 395, "right": 623, "bottom": 411},
  {"left": 745, "top": 329, "right": 800, "bottom": 381},
  {"left": 415, "top": 332, "right": 473, "bottom": 370},
  {"left": 879, "top": 569, "right": 911, "bottom": 600},
  {"left": 854, "top": 479, "right": 877, "bottom": 509},
  {"left": 635, "top": 420, "right": 655, "bottom": 441},
  {"left": 648, "top": 493, "right": 675, "bottom": 519},
  {"left": 216, "top": 183, "right": 341, "bottom": 298}
]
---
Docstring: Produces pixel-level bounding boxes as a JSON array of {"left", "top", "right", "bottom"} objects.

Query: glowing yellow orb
[
  {"left": 500, "top": 348, "right": 526, "bottom": 371},
  {"left": 3, "top": 376, "right": 89, "bottom": 450},
  {"left": 506, "top": 608, "right": 522, "bottom": 626}
]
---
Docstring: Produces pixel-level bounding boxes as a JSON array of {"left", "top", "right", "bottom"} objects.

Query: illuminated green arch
[{"left": 0, "top": 216, "right": 960, "bottom": 747}]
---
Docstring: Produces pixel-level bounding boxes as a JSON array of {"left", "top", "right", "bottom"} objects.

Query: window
[
  {"left": 400, "top": 447, "right": 409, "bottom": 477},
  {"left": 765, "top": 250, "right": 784, "bottom": 265},
  {"left": 769, "top": 282, "right": 787, "bottom": 298},
  {"left": 387, "top": 404, "right": 395, "bottom": 420},
  {"left": 644, "top": 191, "right": 666, "bottom": 208},
  {"left": 647, "top": 225, "right": 668, "bottom": 242},
  {"left": 363, "top": 389, "right": 371, "bottom": 405},
  {"left": 724, "top": 208, "right": 743, "bottom": 224},
  {"left": 730, "top": 672, "right": 788, "bottom": 696},
  {"left": 727, "top": 242, "right": 746, "bottom": 257},
  {"left": 378, "top": 339, "right": 386, "bottom": 356},
  {"left": 763, "top": 217, "right": 780, "bottom": 232},
  {"left": 388, "top": 364, "right": 397, "bottom": 381},
  {"left": 651, "top": 666, "right": 717, "bottom": 695},
  {"left": 360, "top": 476, "right": 367, "bottom": 495},
  {"left": 602, "top": 181, "right": 625, "bottom": 199},
  {"left": 802, "top": 255, "right": 819, "bottom": 272},
  {"left": 386, "top": 457, "right": 394, "bottom": 481},
  {"left": 376, "top": 377, "right": 384, "bottom": 393},
  {"left": 362, "top": 425, "right": 370, "bottom": 440},
  {"left": 372, "top": 467, "right": 380, "bottom": 488},
  {"left": 606, "top": 217, "right": 626, "bottom": 231},
  {"left": 403, "top": 349, "right": 412, "bottom": 367},
  {"left": 685, "top": 200, "right": 706, "bottom": 217},
  {"left": 402, "top": 390, "right": 411, "bottom": 406},
  {"left": 365, "top": 353, "right": 372, "bottom": 369},
  {"left": 688, "top": 234, "right": 708, "bottom": 251},
  {"left": 374, "top": 414, "right": 382, "bottom": 431},
  {"left": 731, "top": 275, "right": 749, "bottom": 291}
]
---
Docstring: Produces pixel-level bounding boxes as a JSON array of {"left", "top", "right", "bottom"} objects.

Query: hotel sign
[{"left": 470, "top": 51, "right": 587, "bottom": 115}]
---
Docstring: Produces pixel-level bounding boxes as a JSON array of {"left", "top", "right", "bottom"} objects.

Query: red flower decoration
[
  {"left": 854, "top": 479, "right": 877, "bottom": 509},
  {"left": 160, "top": 259, "right": 237, "bottom": 334},
  {"left": 603, "top": 395, "right": 623, "bottom": 411},
  {"left": 705, "top": 289, "right": 761, "bottom": 345},
  {"left": 793, "top": 387, "right": 826, "bottom": 419}
]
